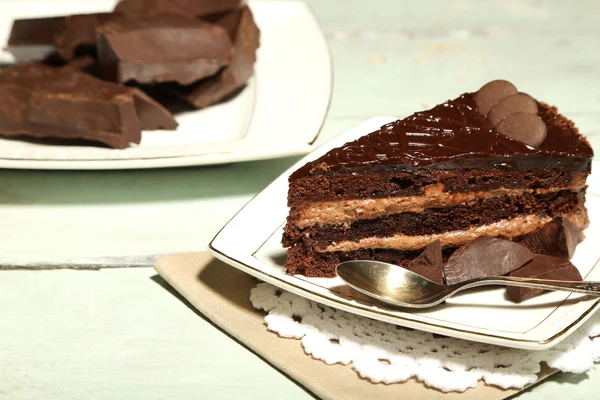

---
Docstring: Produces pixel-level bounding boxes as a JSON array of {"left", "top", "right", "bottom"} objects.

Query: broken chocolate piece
[
  {"left": 506, "top": 254, "right": 582, "bottom": 302},
  {"left": 67, "top": 55, "right": 97, "bottom": 72},
  {"left": 55, "top": 13, "right": 113, "bottom": 60},
  {"left": 6, "top": 16, "right": 65, "bottom": 63},
  {"left": 443, "top": 237, "right": 534, "bottom": 285},
  {"left": 96, "top": 15, "right": 232, "bottom": 85},
  {"left": 519, "top": 217, "right": 581, "bottom": 259},
  {"left": 6, "top": 14, "right": 112, "bottom": 63},
  {"left": 114, "top": 0, "right": 242, "bottom": 19},
  {"left": 406, "top": 240, "right": 443, "bottom": 284},
  {"left": 0, "top": 63, "right": 141, "bottom": 148},
  {"left": 475, "top": 80, "right": 518, "bottom": 115},
  {"left": 203, "top": 7, "right": 245, "bottom": 40},
  {"left": 171, "top": 6, "right": 259, "bottom": 108},
  {"left": 130, "top": 88, "right": 179, "bottom": 130}
]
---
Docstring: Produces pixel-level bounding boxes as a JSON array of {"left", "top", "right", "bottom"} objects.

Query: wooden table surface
[{"left": 1, "top": 0, "right": 599, "bottom": 398}]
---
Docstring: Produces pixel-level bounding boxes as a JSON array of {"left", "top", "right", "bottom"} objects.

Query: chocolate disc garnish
[
  {"left": 495, "top": 112, "right": 547, "bottom": 147},
  {"left": 474, "top": 80, "right": 518, "bottom": 115},
  {"left": 488, "top": 93, "right": 538, "bottom": 125}
]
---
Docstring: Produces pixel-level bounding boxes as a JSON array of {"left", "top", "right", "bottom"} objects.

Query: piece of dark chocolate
[
  {"left": 443, "top": 237, "right": 534, "bottom": 285},
  {"left": 406, "top": 240, "right": 443, "bottom": 284},
  {"left": 55, "top": 13, "right": 113, "bottom": 60},
  {"left": 1, "top": 62, "right": 178, "bottom": 135},
  {"left": 113, "top": 0, "right": 242, "bottom": 19},
  {"left": 0, "top": 63, "right": 141, "bottom": 148},
  {"left": 506, "top": 254, "right": 582, "bottom": 302},
  {"left": 172, "top": 5, "right": 259, "bottom": 108},
  {"left": 5, "top": 17, "right": 65, "bottom": 63},
  {"left": 96, "top": 15, "right": 232, "bottom": 85},
  {"left": 67, "top": 55, "right": 97, "bottom": 72},
  {"left": 203, "top": 7, "right": 244, "bottom": 40},
  {"left": 518, "top": 217, "right": 581, "bottom": 259},
  {"left": 6, "top": 14, "right": 111, "bottom": 63},
  {"left": 130, "top": 87, "right": 179, "bottom": 130}
]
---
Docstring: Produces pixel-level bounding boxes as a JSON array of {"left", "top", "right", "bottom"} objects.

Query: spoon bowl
[{"left": 336, "top": 260, "right": 600, "bottom": 309}]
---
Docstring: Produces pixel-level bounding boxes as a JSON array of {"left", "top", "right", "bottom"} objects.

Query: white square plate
[
  {"left": 0, "top": 0, "right": 331, "bottom": 169},
  {"left": 209, "top": 117, "right": 600, "bottom": 350}
]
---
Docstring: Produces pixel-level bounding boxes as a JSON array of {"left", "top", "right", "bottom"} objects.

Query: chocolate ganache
[{"left": 290, "top": 91, "right": 593, "bottom": 181}]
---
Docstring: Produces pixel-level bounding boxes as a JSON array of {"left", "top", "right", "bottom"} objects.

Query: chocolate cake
[{"left": 283, "top": 80, "right": 594, "bottom": 277}]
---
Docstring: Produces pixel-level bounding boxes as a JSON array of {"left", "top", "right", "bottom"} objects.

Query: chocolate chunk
[
  {"left": 443, "top": 237, "right": 534, "bottom": 285},
  {"left": 488, "top": 93, "right": 538, "bottom": 126},
  {"left": 495, "top": 112, "right": 547, "bottom": 147},
  {"left": 474, "top": 80, "right": 518, "bottom": 115},
  {"left": 114, "top": 0, "right": 242, "bottom": 19},
  {"left": 203, "top": 7, "right": 244, "bottom": 40},
  {"left": 506, "top": 255, "right": 582, "bottom": 302},
  {"left": 406, "top": 240, "right": 443, "bottom": 284},
  {"left": 0, "top": 63, "right": 141, "bottom": 148},
  {"left": 130, "top": 88, "right": 178, "bottom": 130},
  {"left": 6, "top": 14, "right": 112, "bottom": 63},
  {"left": 55, "top": 13, "right": 113, "bottom": 60},
  {"left": 6, "top": 17, "right": 65, "bottom": 63},
  {"left": 172, "top": 6, "right": 259, "bottom": 108},
  {"left": 519, "top": 217, "right": 581, "bottom": 259},
  {"left": 96, "top": 15, "right": 232, "bottom": 85},
  {"left": 67, "top": 55, "right": 97, "bottom": 72}
]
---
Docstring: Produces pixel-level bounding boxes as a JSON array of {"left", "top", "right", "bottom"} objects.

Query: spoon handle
[{"left": 459, "top": 276, "right": 600, "bottom": 296}]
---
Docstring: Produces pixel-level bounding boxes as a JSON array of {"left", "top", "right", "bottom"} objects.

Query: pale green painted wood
[{"left": 1, "top": 0, "right": 600, "bottom": 399}]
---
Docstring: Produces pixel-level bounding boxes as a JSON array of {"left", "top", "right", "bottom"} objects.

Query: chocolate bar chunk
[
  {"left": 6, "top": 17, "right": 65, "bottom": 62},
  {"left": 96, "top": 15, "right": 232, "bottom": 85},
  {"left": 55, "top": 13, "right": 113, "bottom": 60},
  {"left": 519, "top": 217, "right": 581, "bottom": 259},
  {"left": 0, "top": 64, "right": 140, "bottom": 148},
  {"left": 406, "top": 240, "right": 443, "bottom": 284},
  {"left": 114, "top": 0, "right": 242, "bottom": 19},
  {"left": 174, "top": 6, "right": 260, "bottom": 108},
  {"left": 443, "top": 237, "right": 534, "bottom": 285},
  {"left": 66, "top": 56, "right": 98, "bottom": 73},
  {"left": 506, "top": 255, "right": 582, "bottom": 303},
  {"left": 129, "top": 88, "right": 179, "bottom": 131},
  {"left": 1, "top": 63, "right": 177, "bottom": 135},
  {"left": 5, "top": 13, "right": 111, "bottom": 63}
]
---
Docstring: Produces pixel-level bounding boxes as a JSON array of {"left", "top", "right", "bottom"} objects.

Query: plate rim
[
  {"left": 208, "top": 116, "right": 600, "bottom": 350},
  {"left": 0, "top": 0, "right": 333, "bottom": 170}
]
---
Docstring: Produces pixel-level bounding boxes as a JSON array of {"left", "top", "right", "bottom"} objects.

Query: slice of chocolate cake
[{"left": 283, "top": 80, "right": 594, "bottom": 277}]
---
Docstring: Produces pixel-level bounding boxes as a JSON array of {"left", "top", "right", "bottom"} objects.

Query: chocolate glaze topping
[{"left": 290, "top": 92, "right": 593, "bottom": 181}]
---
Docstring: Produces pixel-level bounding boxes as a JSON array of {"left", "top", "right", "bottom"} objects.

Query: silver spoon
[{"left": 336, "top": 260, "right": 600, "bottom": 308}]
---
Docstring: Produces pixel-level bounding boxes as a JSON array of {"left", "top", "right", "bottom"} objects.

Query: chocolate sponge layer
[{"left": 288, "top": 167, "right": 588, "bottom": 207}]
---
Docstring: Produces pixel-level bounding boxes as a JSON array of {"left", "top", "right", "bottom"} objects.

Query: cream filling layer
[
  {"left": 292, "top": 184, "right": 584, "bottom": 229},
  {"left": 317, "top": 210, "right": 588, "bottom": 253}
]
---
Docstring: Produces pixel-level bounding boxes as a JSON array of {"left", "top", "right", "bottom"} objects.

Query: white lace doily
[{"left": 250, "top": 282, "right": 600, "bottom": 393}]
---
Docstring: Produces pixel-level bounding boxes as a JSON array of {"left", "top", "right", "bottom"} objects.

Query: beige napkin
[{"left": 154, "top": 252, "right": 557, "bottom": 400}]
